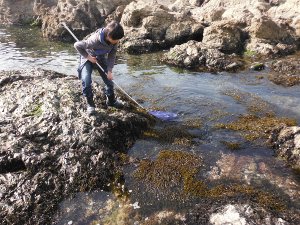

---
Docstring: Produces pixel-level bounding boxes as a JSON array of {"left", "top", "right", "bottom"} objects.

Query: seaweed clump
[
  {"left": 221, "top": 141, "right": 242, "bottom": 150},
  {"left": 133, "top": 150, "right": 202, "bottom": 190},
  {"left": 216, "top": 114, "right": 297, "bottom": 141},
  {"left": 133, "top": 150, "right": 287, "bottom": 212},
  {"left": 143, "top": 125, "right": 197, "bottom": 146}
]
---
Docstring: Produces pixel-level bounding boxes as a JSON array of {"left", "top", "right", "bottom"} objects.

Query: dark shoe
[
  {"left": 106, "top": 95, "right": 124, "bottom": 109},
  {"left": 86, "top": 97, "right": 96, "bottom": 115}
]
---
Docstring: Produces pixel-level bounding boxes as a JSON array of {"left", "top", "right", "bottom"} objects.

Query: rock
[
  {"left": 1, "top": 0, "right": 300, "bottom": 70},
  {"left": 268, "top": 0, "right": 300, "bottom": 37},
  {"left": 268, "top": 55, "right": 300, "bottom": 86},
  {"left": 245, "top": 16, "right": 298, "bottom": 56},
  {"left": 209, "top": 204, "right": 289, "bottom": 225},
  {"left": 190, "top": 0, "right": 270, "bottom": 24},
  {"left": 120, "top": 0, "right": 205, "bottom": 52},
  {"left": 269, "top": 126, "right": 300, "bottom": 169},
  {"left": 202, "top": 20, "right": 244, "bottom": 54},
  {"left": 162, "top": 40, "right": 244, "bottom": 72},
  {"left": 250, "top": 63, "right": 265, "bottom": 71},
  {"left": 165, "top": 21, "right": 204, "bottom": 45},
  {"left": 0, "top": 68, "right": 150, "bottom": 225},
  {"left": 249, "top": 17, "right": 287, "bottom": 41},
  {"left": 0, "top": 0, "right": 35, "bottom": 25}
]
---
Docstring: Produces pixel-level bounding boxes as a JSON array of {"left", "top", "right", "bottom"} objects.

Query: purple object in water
[{"left": 148, "top": 110, "right": 178, "bottom": 121}]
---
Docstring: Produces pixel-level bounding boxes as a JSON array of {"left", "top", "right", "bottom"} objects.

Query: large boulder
[
  {"left": 0, "top": 68, "right": 150, "bottom": 224},
  {"left": 189, "top": 0, "right": 300, "bottom": 56},
  {"left": 120, "top": 0, "right": 205, "bottom": 53},
  {"left": 245, "top": 17, "right": 298, "bottom": 56},
  {"left": 0, "top": 0, "right": 36, "bottom": 25},
  {"left": 268, "top": 0, "right": 300, "bottom": 37},
  {"left": 162, "top": 40, "right": 244, "bottom": 72},
  {"left": 202, "top": 20, "right": 244, "bottom": 54},
  {"left": 40, "top": 0, "right": 133, "bottom": 40},
  {"left": 190, "top": 0, "right": 270, "bottom": 24}
]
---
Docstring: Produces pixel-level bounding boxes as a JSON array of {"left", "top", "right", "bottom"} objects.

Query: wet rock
[
  {"left": 209, "top": 204, "right": 288, "bottom": 225},
  {"left": 186, "top": 199, "right": 300, "bottom": 224},
  {"left": 162, "top": 40, "right": 244, "bottom": 72},
  {"left": 250, "top": 62, "right": 265, "bottom": 71},
  {"left": 269, "top": 126, "right": 300, "bottom": 170},
  {"left": 268, "top": 55, "right": 300, "bottom": 86},
  {"left": 0, "top": 68, "right": 150, "bottom": 225}
]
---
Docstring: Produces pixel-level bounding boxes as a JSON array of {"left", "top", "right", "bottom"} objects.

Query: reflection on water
[
  {"left": 0, "top": 25, "right": 78, "bottom": 74},
  {"left": 1, "top": 26, "right": 300, "bottom": 222}
]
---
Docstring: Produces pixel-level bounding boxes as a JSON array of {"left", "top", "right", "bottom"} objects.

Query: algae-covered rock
[
  {"left": 269, "top": 126, "right": 300, "bottom": 170},
  {"left": 0, "top": 68, "right": 150, "bottom": 225},
  {"left": 216, "top": 114, "right": 297, "bottom": 141},
  {"left": 268, "top": 55, "right": 300, "bottom": 87}
]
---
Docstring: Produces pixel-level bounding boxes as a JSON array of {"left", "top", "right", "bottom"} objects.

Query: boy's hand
[
  {"left": 107, "top": 71, "right": 113, "bottom": 80},
  {"left": 87, "top": 55, "right": 97, "bottom": 63}
]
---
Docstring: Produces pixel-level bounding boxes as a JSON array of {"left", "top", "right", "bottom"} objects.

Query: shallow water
[{"left": 1, "top": 26, "right": 300, "bottom": 223}]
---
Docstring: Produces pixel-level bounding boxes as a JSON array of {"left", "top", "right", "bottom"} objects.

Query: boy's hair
[{"left": 105, "top": 21, "right": 124, "bottom": 40}]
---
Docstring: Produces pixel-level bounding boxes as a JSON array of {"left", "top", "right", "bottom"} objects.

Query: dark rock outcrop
[{"left": 0, "top": 68, "right": 150, "bottom": 225}]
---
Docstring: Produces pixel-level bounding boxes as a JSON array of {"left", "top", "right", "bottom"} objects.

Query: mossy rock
[{"left": 216, "top": 114, "right": 297, "bottom": 141}]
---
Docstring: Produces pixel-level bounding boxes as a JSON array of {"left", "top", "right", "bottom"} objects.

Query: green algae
[
  {"left": 208, "top": 109, "right": 230, "bottom": 122},
  {"left": 244, "top": 50, "right": 257, "bottom": 57},
  {"left": 182, "top": 118, "right": 203, "bottom": 129},
  {"left": 141, "top": 71, "right": 157, "bottom": 76},
  {"left": 26, "top": 102, "right": 43, "bottom": 117},
  {"left": 215, "top": 114, "right": 297, "bottom": 141}
]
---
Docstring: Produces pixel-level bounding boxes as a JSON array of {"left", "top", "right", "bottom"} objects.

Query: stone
[{"left": 0, "top": 68, "right": 150, "bottom": 224}]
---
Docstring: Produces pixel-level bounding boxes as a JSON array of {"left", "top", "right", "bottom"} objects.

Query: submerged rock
[
  {"left": 269, "top": 126, "right": 300, "bottom": 170},
  {"left": 0, "top": 68, "right": 150, "bottom": 225},
  {"left": 209, "top": 204, "right": 288, "bottom": 225}
]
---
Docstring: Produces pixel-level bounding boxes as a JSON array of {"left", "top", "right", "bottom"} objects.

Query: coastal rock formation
[
  {"left": 162, "top": 40, "right": 244, "bottom": 72},
  {"left": 119, "top": 1, "right": 204, "bottom": 53},
  {"left": 269, "top": 125, "right": 300, "bottom": 170},
  {"left": 0, "top": 0, "right": 300, "bottom": 73},
  {"left": 0, "top": 69, "right": 150, "bottom": 224},
  {"left": 0, "top": 0, "right": 36, "bottom": 25}
]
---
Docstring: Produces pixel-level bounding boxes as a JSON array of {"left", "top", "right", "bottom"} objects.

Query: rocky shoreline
[
  {"left": 0, "top": 69, "right": 150, "bottom": 224},
  {"left": 0, "top": 0, "right": 299, "bottom": 75}
]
